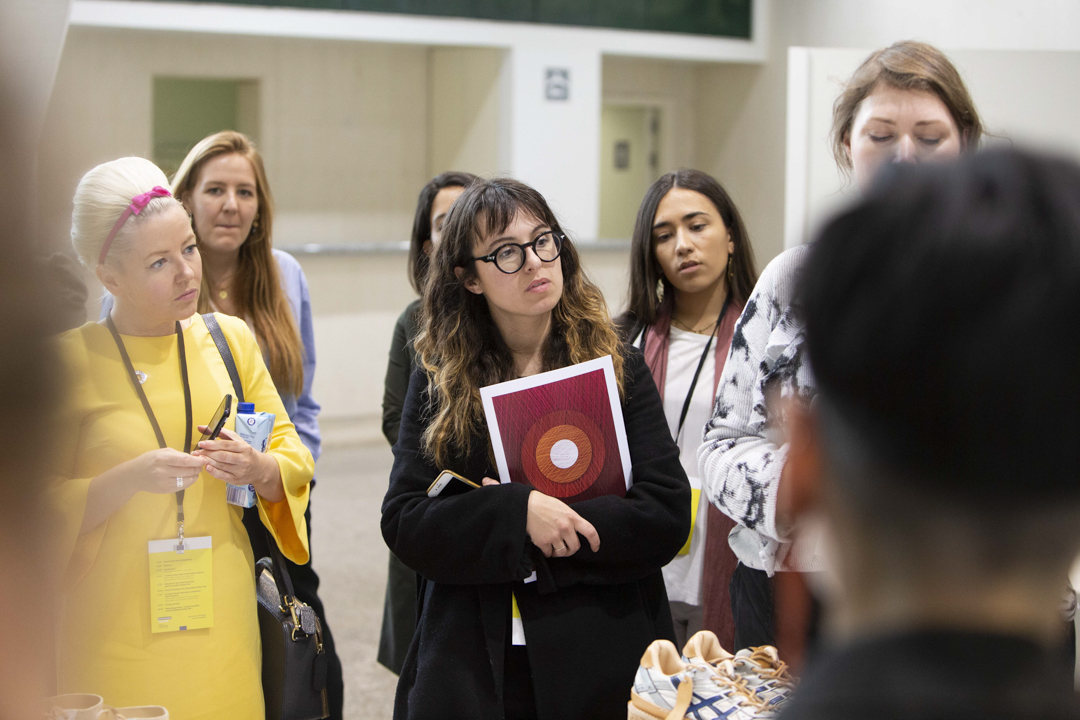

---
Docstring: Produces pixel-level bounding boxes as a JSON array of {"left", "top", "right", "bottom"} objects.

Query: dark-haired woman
[
  {"left": 618, "top": 170, "right": 758, "bottom": 652},
  {"left": 381, "top": 178, "right": 690, "bottom": 720},
  {"left": 378, "top": 170, "right": 476, "bottom": 674},
  {"left": 698, "top": 40, "right": 984, "bottom": 656}
]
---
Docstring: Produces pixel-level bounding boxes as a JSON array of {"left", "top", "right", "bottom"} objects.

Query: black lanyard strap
[
  {"left": 674, "top": 294, "right": 731, "bottom": 443},
  {"left": 106, "top": 315, "right": 193, "bottom": 541}
]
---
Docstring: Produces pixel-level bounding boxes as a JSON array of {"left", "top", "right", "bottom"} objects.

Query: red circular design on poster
[{"left": 520, "top": 410, "right": 606, "bottom": 498}]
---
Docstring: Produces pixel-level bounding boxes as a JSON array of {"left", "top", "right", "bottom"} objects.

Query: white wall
[
  {"left": 786, "top": 47, "right": 1080, "bottom": 249},
  {"left": 427, "top": 46, "right": 505, "bottom": 178},
  {"left": 602, "top": 56, "right": 700, "bottom": 180},
  {"left": 694, "top": 0, "right": 1080, "bottom": 268},
  {"left": 39, "top": 27, "right": 430, "bottom": 254},
  {"left": 505, "top": 44, "right": 603, "bottom": 239}
]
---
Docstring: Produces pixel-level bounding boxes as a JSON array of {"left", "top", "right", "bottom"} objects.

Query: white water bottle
[{"left": 227, "top": 401, "right": 276, "bottom": 508}]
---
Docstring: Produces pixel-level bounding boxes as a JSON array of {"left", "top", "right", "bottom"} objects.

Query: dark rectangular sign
[{"left": 162, "top": 0, "right": 753, "bottom": 39}]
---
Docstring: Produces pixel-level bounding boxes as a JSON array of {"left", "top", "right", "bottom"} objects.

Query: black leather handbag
[
  {"left": 256, "top": 535, "right": 329, "bottom": 720},
  {"left": 203, "top": 314, "right": 329, "bottom": 720}
]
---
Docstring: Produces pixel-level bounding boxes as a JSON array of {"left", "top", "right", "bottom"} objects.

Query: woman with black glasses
[{"left": 381, "top": 177, "right": 690, "bottom": 720}]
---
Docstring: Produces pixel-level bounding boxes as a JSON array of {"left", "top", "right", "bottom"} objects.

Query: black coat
[{"left": 381, "top": 347, "right": 691, "bottom": 720}]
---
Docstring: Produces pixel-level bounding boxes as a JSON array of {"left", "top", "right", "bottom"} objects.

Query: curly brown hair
[{"left": 414, "top": 178, "right": 625, "bottom": 467}]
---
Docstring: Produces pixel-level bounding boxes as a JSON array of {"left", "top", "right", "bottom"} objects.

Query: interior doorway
[
  {"left": 152, "top": 77, "right": 260, "bottom": 178},
  {"left": 599, "top": 104, "right": 661, "bottom": 240}
]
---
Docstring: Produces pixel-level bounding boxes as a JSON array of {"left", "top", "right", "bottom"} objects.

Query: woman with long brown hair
[
  {"left": 103, "top": 131, "right": 342, "bottom": 716},
  {"left": 379, "top": 170, "right": 476, "bottom": 674},
  {"left": 618, "top": 169, "right": 758, "bottom": 653},
  {"left": 699, "top": 40, "right": 984, "bottom": 661},
  {"left": 175, "top": 130, "right": 343, "bottom": 717},
  {"left": 381, "top": 177, "right": 690, "bottom": 720}
]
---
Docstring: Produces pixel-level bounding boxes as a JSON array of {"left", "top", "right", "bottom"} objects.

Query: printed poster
[{"left": 480, "top": 355, "right": 632, "bottom": 503}]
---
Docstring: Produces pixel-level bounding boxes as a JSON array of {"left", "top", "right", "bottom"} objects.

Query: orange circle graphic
[
  {"left": 535, "top": 425, "right": 592, "bottom": 484},
  {"left": 520, "top": 410, "right": 607, "bottom": 498}
]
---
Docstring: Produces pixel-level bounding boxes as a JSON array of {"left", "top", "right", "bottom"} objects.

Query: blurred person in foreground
[{"left": 778, "top": 147, "right": 1080, "bottom": 720}]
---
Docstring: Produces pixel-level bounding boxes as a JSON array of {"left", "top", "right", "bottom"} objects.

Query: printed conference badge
[
  {"left": 481, "top": 355, "right": 632, "bottom": 502},
  {"left": 148, "top": 536, "right": 214, "bottom": 633}
]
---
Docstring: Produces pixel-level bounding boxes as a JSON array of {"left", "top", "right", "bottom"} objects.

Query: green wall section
[
  {"left": 153, "top": 77, "right": 240, "bottom": 177},
  {"left": 148, "top": 0, "right": 752, "bottom": 38}
]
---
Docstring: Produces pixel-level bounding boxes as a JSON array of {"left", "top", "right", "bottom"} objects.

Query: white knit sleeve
[{"left": 698, "top": 247, "right": 807, "bottom": 545}]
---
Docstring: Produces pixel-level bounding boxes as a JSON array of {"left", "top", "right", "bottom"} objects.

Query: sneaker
[
  {"left": 681, "top": 631, "right": 792, "bottom": 713},
  {"left": 731, "top": 646, "right": 796, "bottom": 710},
  {"left": 682, "top": 629, "right": 734, "bottom": 666},
  {"left": 629, "top": 639, "right": 764, "bottom": 720}
]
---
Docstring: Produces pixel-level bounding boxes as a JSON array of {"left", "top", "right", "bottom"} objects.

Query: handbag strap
[
  {"left": 201, "top": 313, "right": 297, "bottom": 601},
  {"left": 202, "top": 313, "right": 245, "bottom": 404}
]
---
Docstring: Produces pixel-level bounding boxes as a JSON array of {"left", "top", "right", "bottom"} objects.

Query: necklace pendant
[{"left": 136, "top": 370, "right": 148, "bottom": 384}]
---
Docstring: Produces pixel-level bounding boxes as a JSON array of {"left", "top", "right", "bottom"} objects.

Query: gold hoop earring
[{"left": 656, "top": 278, "right": 665, "bottom": 302}]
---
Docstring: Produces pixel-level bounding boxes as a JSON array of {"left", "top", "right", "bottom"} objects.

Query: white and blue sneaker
[
  {"left": 731, "top": 646, "right": 795, "bottom": 711},
  {"left": 681, "top": 631, "right": 794, "bottom": 713},
  {"left": 628, "top": 639, "right": 766, "bottom": 720}
]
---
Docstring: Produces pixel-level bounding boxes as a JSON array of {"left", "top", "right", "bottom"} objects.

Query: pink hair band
[{"left": 98, "top": 185, "right": 172, "bottom": 265}]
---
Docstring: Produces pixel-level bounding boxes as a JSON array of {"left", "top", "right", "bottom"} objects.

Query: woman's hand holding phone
[
  {"left": 131, "top": 448, "right": 207, "bottom": 494},
  {"left": 193, "top": 426, "right": 285, "bottom": 503}
]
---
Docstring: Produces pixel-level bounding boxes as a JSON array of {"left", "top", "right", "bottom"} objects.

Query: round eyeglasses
[{"left": 471, "top": 231, "right": 564, "bottom": 274}]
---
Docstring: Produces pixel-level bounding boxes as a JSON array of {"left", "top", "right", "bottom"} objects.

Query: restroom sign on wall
[{"left": 545, "top": 68, "right": 569, "bottom": 101}]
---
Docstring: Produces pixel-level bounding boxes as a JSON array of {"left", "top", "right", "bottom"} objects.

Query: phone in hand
[
  {"left": 427, "top": 469, "right": 482, "bottom": 497},
  {"left": 198, "top": 394, "right": 232, "bottom": 446}
]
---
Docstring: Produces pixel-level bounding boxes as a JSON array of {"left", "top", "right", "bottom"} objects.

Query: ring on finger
[{"left": 176, "top": 477, "right": 184, "bottom": 489}]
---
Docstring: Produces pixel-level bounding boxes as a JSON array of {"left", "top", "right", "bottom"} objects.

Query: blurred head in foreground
[{"left": 790, "top": 148, "right": 1080, "bottom": 643}]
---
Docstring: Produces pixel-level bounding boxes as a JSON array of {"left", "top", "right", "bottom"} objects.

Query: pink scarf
[
  {"left": 641, "top": 295, "right": 742, "bottom": 404},
  {"left": 640, "top": 293, "right": 744, "bottom": 651}
]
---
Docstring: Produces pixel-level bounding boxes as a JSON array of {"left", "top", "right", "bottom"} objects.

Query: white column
[{"left": 504, "top": 43, "right": 602, "bottom": 240}]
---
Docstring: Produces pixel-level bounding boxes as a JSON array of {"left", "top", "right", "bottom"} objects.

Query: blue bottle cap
[{"left": 237, "top": 402, "right": 255, "bottom": 414}]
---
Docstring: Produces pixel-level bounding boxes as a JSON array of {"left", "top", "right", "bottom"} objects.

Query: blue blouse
[{"left": 100, "top": 248, "right": 321, "bottom": 462}]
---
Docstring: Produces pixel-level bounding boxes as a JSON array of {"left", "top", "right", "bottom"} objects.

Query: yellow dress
[{"left": 49, "top": 313, "right": 314, "bottom": 720}]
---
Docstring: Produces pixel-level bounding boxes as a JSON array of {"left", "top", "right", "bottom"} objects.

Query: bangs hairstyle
[
  {"left": 415, "top": 177, "right": 625, "bottom": 467},
  {"left": 625, "top": 169, "right": 758, "bottom": 328},
  {"left": 408, "top": 171, "right": 478, "bottom": 292},
  {"left": 172, "top": 130, "right": 304, "bottom": 397},
  {"left": 832, "top": 40, "right": 983, "bottom": 173}
]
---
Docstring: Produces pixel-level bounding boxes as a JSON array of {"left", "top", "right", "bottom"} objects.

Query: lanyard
[
  {"left": 106, "top": 315, "right": 193, "bottom": 548},
  {"left": 639, "top": 294, "right": 732, "bottom": 443}
]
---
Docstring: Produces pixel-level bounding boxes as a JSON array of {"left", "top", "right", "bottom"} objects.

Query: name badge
[
  {"left": 678, "top": 477, "right": 702, "bottom": 556},
  {"left": 511, "top": 593, "right": 526, "bottom": 646},
  {"left": 148, "top": 536, "right": 214, "bottom": 633}
]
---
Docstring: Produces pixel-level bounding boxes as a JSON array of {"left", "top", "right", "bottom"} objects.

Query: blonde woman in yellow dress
[{"left": 50, "top": 156, "right": 314, "bottom": 719}]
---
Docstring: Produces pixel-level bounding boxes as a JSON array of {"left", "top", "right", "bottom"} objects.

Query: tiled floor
[{"left": 309, "top": 444, "right": 399, "bottom": 719}]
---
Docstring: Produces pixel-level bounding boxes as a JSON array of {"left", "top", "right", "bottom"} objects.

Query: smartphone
[
  {"left": 427, "top": 469, "right": 482, "bottom": 497},
  {"left": 198, "top": 394, "right": 232, "bottom": 445}
]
